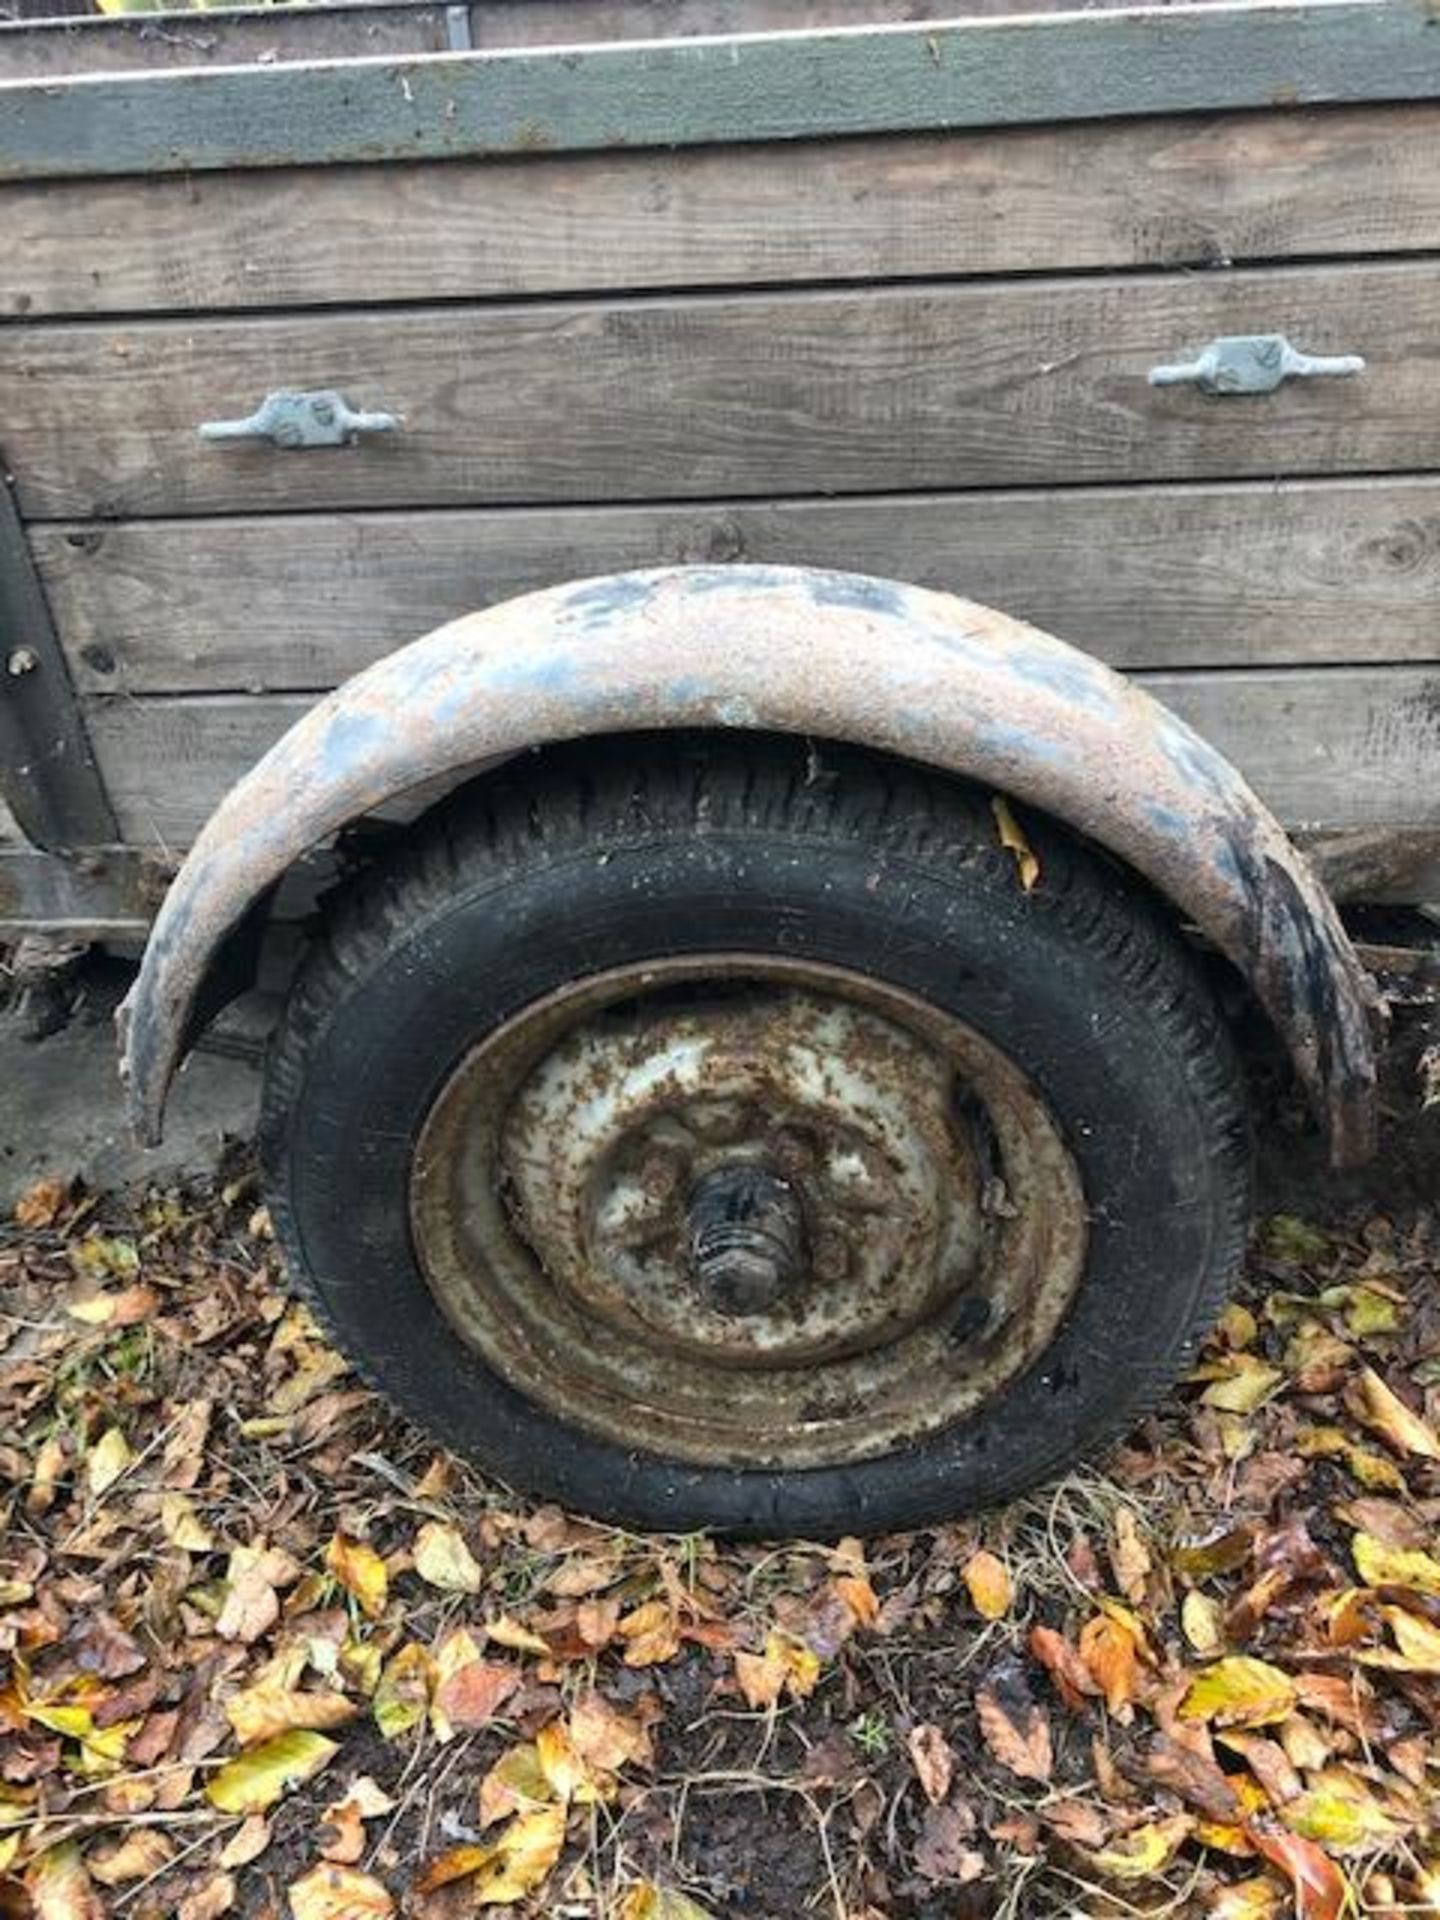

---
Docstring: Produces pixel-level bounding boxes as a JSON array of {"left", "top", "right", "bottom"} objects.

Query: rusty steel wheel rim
[{"left": 409, "top": 957, "right": 1088, "bottom": 1469}]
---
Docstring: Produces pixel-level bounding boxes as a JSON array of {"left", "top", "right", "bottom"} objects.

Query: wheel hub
[
  {"left": 498, "top": 989, "right": 984, "bottom": 1368},
  {"left": 687, "top": 1164, "right": 805, "bottom": 1317},
  {"left": 409, "top": 957, "right": 1087, "bottom": 1468}
]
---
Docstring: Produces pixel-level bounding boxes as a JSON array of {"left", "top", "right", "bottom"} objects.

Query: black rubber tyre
[{"left": 261, "top": 734, "right": 1251, "bottom": 1536}]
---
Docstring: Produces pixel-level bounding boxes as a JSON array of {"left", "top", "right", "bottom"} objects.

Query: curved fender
[{"left": 118, "top": 565, "right": 1379, "bottom": 1163}]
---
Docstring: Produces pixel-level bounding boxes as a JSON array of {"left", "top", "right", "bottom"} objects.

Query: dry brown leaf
[
  {"left": 609, "top": 1598, "right": 678, "bottom": 1668},
  {"left": 1111, "top": 1508, "right": 1152, "bottom": 1604},
  {"left": 1142, "top": 1733, "right": 1240, "bottom": 1822},
  {"left": 1216, "top": 1730, "right": 1303, "bottom": 1807},
  {"left": 176, "top": 1871, "right": 235, "bottom": 1920},
  {"left": 1079, "top": 1611, "right": 1138, "bottom": 1714},
  {"left": 434, "top": 1654, "right": 521, "bottom": 1734},
  {"left": 215, "top": 1546, "right": 285, "bottom": 1644},
  {"left": 14, "top": 1175, "right": 72, "bottom": 1229},
  {"left": 907, "top": 1723, "right": 955, "bottom": 1806},
  {"left": 1028, "top": 1625, "right": 1098, "bottom": 1711},
  {"left": 26, "top": 1842, "right": 102, "bottom": 1920},
  {"left": 913, "top": 1800, "right": 983, "bottom": 1884},
  {"left": 318, "top": 1777, "right": 393, "bottom": 1864},
  {"left": 217, "top": 1814, "right": 271, "bottom": 1871},
  {"left": 1041, "top": 1798, "right": 1110, "bottom": 1848},
  {"left": 975, "top": 1660, "right": 1052, "bottom": 1783},
  {"left": 87, "top": 1830, "right": 174, "bottom": 1887},
  {"left": 570, "top": 1690, "right": 653, "bottom": 1773}
]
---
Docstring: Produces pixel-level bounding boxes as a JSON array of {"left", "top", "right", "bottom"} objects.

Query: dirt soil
[{"left": 0, "top": 1027, "right": 1436, "bottom": 1920}]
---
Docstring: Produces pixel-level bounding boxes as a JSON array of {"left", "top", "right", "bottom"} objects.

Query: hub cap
[{"left": 410, "top": 958, "right": 1087, "bottom": 1469}]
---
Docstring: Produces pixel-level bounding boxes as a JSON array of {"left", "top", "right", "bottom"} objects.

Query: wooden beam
[
  {"left": 4, "top": 0, "right": 1440, "bottom": 183},
  {"left": 7, "top": 104, "right": 1440, "bottom": 319},
  {"left": 33, "top": 477, "right": 1440, "bottom": 693},
  {"left": 84, "top": 665, "right": 1440, "bottom": 846},
  {"left": 4, "top": 261, "right": 1433, "bottom": 518}
]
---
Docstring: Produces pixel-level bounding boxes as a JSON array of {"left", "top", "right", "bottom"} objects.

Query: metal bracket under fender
[{"left": 117, "top": 566, "right": 1380, "bottom": 1164}]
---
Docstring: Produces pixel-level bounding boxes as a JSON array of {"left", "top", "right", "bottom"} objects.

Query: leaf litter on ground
[{"left": 0, "top": 1166, "right": 1436, "bottom": 1917}]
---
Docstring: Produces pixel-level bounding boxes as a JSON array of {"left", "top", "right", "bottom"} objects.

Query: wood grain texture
[
  {"left": 33, "top": 477, "right": 1440, "bottom": 695},
  {"left": 6, "top": 1, "right": 1440, "bottom": 184},
  {"left": 84, "top": 667, "right": 1440, "bottom": 847},
  {"left": 0, "top": 7, "right": 449, "bottom": 81},
  {"left": 6, "top": 261, "right": 1437, "bottom": 520},
  {"left": 7, "top": 104, "right": 1440, "bottom": 320},
  {"left": 0, "top": 0, "right": 1237, "bottom": 82}
]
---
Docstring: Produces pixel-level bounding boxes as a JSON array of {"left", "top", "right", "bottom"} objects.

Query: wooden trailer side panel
[{"left": 1, "top": 6, "right": 1438, "bottom": 895}]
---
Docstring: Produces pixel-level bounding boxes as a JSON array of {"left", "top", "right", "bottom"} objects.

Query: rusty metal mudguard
[{"left": 119, "top": 566, "right": 1379, "bottom": 1163}]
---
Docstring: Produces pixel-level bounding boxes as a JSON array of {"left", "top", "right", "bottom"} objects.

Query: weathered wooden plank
[
  {"left": 5, "top": 262, "right": 1436, "bottom": 519},
  {"left": 4, "top": 1, "right": 1440, "bottom": 185},
  {"left": 33, "top": 477, "right": 1440, "bottom": 695},
  {"left": 0, "top": 0, "right": 1142, "bottom": 81},
  {"left": 8, "top": 103, "right": 1440, "bottom": 320},
  {"left": 84, "top": 666, "right": 1440, "bottom": 848},
  {"left": 0, "top": 7, "right": 449, "bottom": 82}
]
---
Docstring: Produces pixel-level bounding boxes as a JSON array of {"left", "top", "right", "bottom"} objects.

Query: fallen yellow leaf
[
  {"left": 413, "top": 1521, "right": 482, "bottom": 1594},
  {"left": 991, "top": 795, "right": 1039, "bottom": 891},
  {"left": 86, "top": 1428, "right": 132, "bottom": 1498},
  {"left": 421, "top": 1805, "right": 566, "bottom": 1907},
  {"left": 326, "top": 1533, "right": 388, "bottom": 1620},
  {"left": 1180, "top": 1657, "right": 1296, "bottom": 1729},
  {"left": 1351, "top": 1530, "right": 1440, "bottom": 1596},
  {"left": 1207, "top": 1876, "right": 1286, "bottom": 1919},
  {"left": 1350, "top": 1366, "right": 1440, "bottom": 1459},
  {"left": 1283, "top": 1767, "right": 1399, "bottom": 1852},
  {"left": 486, "top": 1614, "right": 550, "bottom": 1656},
  {"left": 159, "top": 1491, "right": 215, "bottom": 1553},
  {"left": 616, "top": 1599, "right": 681, "bottom": 1668},
  {"left": 206, "top": 1730, "right": 337, "bottom": 1814},
  {"left": 288, "top": 1862, "right": 394, "bottom": 1919},
  {"left": 372, "top": 1643, "right": 434, "bottom": 1740},
  {"left": 1357, "top": 1603, "right": 1440, "bottom": 1672},
  {"left": 734, "top": 1631, "right": 819, "bottom": 1709},
  {"left": 478, "top": 1742, "right": 554, "bottom": 1829},
  {"left": 1180, "top": 1590, "right": 1225, "bottom": 1658},
  {"left": 1083, "top": 1813, "right": 1191, "bottom": 1881},
  {"left": 617, "top": 1886, "right": 718, "bottom": 1920},
  {"left": 225, "top": 1681, "right": 356, "bottom": 1747},
  {"left": 1201, "top": 1354, "right": 1284, "bottom": 1414},
  {"left": 962, "top": 1549, "right": 1011, "bottom": 1621}
]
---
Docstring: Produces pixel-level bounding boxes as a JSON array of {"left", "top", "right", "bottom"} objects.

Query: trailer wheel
[{"left": 261, "top": 735, "right": 1250, "bottom": 1535}]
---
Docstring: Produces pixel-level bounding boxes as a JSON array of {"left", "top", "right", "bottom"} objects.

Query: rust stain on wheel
[{"left": 409, "top": 956, "right": 1087, "bottom": 1469}]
